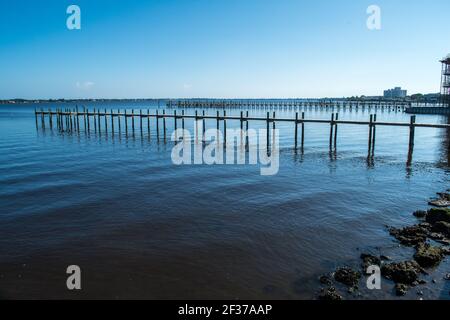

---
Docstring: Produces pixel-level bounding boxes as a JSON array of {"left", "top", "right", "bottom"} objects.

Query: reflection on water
[{"left": 0, "top": 103, "right": 449, "bottom": 299}]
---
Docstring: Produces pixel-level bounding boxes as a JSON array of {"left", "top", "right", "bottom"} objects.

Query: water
[{"left": 0, "top": 102, "right": 449, "bottom": 299}]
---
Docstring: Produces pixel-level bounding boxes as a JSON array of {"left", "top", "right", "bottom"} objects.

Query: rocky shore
[{"left": 317, "top": 192, "right": 450, "bottom": 300}]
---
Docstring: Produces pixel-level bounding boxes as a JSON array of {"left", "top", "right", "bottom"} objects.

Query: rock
[
  {"left": 444, "top": 273, "right": 450, "bottom": 280},
  {"left": 441, "top": 247, "right": 450, "bottom": 255},
  {"left": 395, "top": 283, "right": 409, "bottom": 296},
  {"left": 413, "top": 210, "right": 427, "bottom": 218},
  {"left": 381, "top": 261, "right": 423, "bottom": 284},
  {"left": 428, "top": 232, "right": 446, "bottom": 241},
  {"left": 334, "top": 267, "right": 361, "bottom": 288},
  {"left": 426, "top": 208, "right": 450, "bottom": 224},
  {"left": 428, "top": 199, "right": 450, "bottom": 207},
  {"left": 437, "top": 192, "right": 450, "bottom": 201},
  {"left": 417, "top": 290, "right": 424, "bottom": 296},
  {"left": 414, "top": 243, "right": 444, "bottom": 268},
  {"left": 360, "top": 253, "right": 381, "bottom": 269},
  {"left": 380, "top": 255, "right": 391, "bottom": 261},
  {"left": 389, "top": 225, "right": 429, "bottom": 246},
  {"left": 318, "top": 287, "right": 342, "bottom": 301},
  {"left": 432, "top": 221, "right": 450, "bottom": 238},
  {"left": 418, "top": 279, "right": 427, "bottom": 285},
  {"left": 319, "top": 275, "right": 332, "bottom": 286}
]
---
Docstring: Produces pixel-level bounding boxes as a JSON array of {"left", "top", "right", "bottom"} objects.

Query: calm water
[{"left": 0, "top": 102, "right": 449, "bottom": 300}]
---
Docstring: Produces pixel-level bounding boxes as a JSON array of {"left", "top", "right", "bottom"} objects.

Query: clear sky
[{"left": 0, "top": 0, "right": 449, "bottom": 99}]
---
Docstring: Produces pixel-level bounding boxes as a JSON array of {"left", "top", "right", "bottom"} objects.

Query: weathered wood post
[
  {"left": 223, "top": 110, "right": 227, "bottom": 144},
  {"left": 124, "top": 109, "right": 128, "bottom": 133},
  {"left": 371, "top": 114, "right": 377, "bottom": 153},
  {"left": 104, "top": 108, "right": 108, "bottom": 133},
  {"left": 76, "top": 107, "right": 80, "bottom": 131},
  {"left": 216, "top": 110, "right": 219, "bottom": 132},
  {"left": 156, "top": 109, "right": 159, "bottom": 138},
  {"left": 132, "top": 109, "right": 135, "bottom": 133},
  {"left": 294, "top": 112, "right": 298, "bottom": 149},
  {"left": 368, "top": 114, "right": 373, "bottom": 153},
  {"left": 329, "top": 113, "right": 335, "bottom": 148},
  {"left": 202, "top": 110, "right": 206, "bottom": 141},
  {"left": 334, "top": 113, "right": 339, "bottom": 148},
  {"left": 34, "top": 108, "right": 38, "bottom": 129},
  {"left": 266, "top": 112, "right": 270, "bottom": 148},
  {"left": 111, "top": 109, "right": 114, "bottom": 133},
  {"left": 48, "top": 108, "right": 53, "bottom": 129},
  {"left": 40, "top": 108, "right": 45, "bottom": 129},
  {"left": 97, "top": 109, "right": 100, "bottom": 134},
  {"left": 147, "top": 109, "right": 150, "bottom": 135},
  {"left": 301, "top": 112, "right": 305, "bottom": 149},
  {"left": 140, "top": 109, "right": 143, "bottom": 134},
  {"left": 83, "top": 107, "right": 87, "bottom": 131},
  {"left": 245, "top": 110, "right": 249, "bottom": 150},
  {"left": 163, "top": 109, "right": 166, "bottom": 140},
  {"left": 408, "top": 115, "right": 416, "bottom": 153},
  {"left": 117, "top": 109, "right": 121, "bottom": 132},
  {"left": 174, "top": 110, "right": 177, "bottom": 131},
  {"left": 182, "top": 110, "right": 185, "bottom": 130},
  {"left": 86, "top": 108, "right": 90, "bottom": 132}
]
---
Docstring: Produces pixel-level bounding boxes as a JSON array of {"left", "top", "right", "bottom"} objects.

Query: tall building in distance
[
  {"left": 441, "top": 54, "right": 450, "bottom": 107},
  {"left": 384, "top": 87, "right": 407, "bottom": 99}
]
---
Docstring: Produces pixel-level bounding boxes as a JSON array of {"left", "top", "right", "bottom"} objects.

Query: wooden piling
[
  {"left": 118, "top": 109, "right": 121, "bottom": 132},
  {"left": 329, "top": 113, "right": 335, "bottom": 147},
  {"left": 163, "top": 109, "right": 166, "bottom": 140},
  {"left": 334, "top": 113, "right": 339, "bottom": 148},
  {"left": 104, "top": 108, "right": 108, "bottom": 132},
  {"left": 295, "top": 112, "right": 298, "bottom": 149},
  {"left": 124, "top": 110, "right": 128, "bottom": 132},
  {"left": 368, "top": 115, "right": 373, "bottom": 153},
  {"left": 301, "top": 112, "right": 305, "bottom": 149},
  {"left": 408, "top": 115, "right": 416, "bottom": 152}
]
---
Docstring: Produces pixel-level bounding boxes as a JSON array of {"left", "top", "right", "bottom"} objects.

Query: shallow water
[{"left": 0, "top": 102, "right": 449, "bottom": 299}]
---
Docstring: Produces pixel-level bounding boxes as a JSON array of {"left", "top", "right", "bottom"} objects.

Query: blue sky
[{"left": 0, "top": 0, "right": 449, "bottom": 99}]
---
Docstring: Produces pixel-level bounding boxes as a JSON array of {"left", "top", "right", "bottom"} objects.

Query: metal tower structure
[{"left": 441, "top": 54, "right": 450, "bottom": 107}]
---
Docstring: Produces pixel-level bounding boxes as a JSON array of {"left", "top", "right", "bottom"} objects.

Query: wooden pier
[{"left": 35, "top": 107, "right": 450, "bottom": 161}]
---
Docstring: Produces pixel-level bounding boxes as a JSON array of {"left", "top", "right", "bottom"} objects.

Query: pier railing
[{"left": 35, "top": 108, "right": 450, "bottom": 163}]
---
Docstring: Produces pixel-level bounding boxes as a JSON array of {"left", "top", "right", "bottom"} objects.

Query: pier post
[
  {"left": 140, "top": 109, "right": 143, "bottom": 133},
  {"left": 408, "top": 115, "right": 416, "bottom": 153},
  {"left": 174, "top": 110, "right": 177, "bottom": 131},
  {"left": 84, "top": 107, "right": 87, "bottom": 131},
  {"left": 132, "top": 109, "right": 135, "bottom": 133},
  {"left": 301, "top": 112, "right": 305, "bottom": 149},
  {"left": 76, "top": 107, "right": 80, "bottom": 132},
  {"left": 182, "top": 110, "right": 185, "bottom": 130},
  {"left": 329, "top": 113, "right": 335, "bottom": 148},
  {"left": 223, "top": 110, "right": 227, "bottom": 145},
  {"left": 368, "top": 115, "right": 373, "bottom": 154},
  {"left": 111, "top": 109, "right": 114, "bottom": 133},
  {"left": 118, "top": 109, "right": 121, "bottom": 132},
  {"left": 156, "top": 110, "right": 159, "bottom": 139},
  {"left": 334, "top": 113, "right": 339, "bottom": 148},
  {"left": 163, "top": 110, "right": 167, "bottom": 140},
  {"left": 246, "top": 111, "right": 249, "bottom": 150},
  {"left": 94, "top": 108, "right": 97, "bottom": 132},
  {"left": 40, "top": 108, "right": 45, "bottom": 129},
  {"left": 147, "top": 109, "right": 150, "bottom": 136},
  {"left": 266, "top": 112, "right": 270, "bottom": 148},
  {"left": 104, "top": 109, "right": 108, "bottom": 133},
  {"left": 124, "top": 109, "right": 128, "bottom": 133},
  {"left": 371, "top": 114, "right": 377, "bottom": 153},
  {"left": 97, "top": 109, "right": 101, "bottom": 134},
  {"left": 48, "top": 108, "right": 53, "bottom": 129},
  {"left": 295, "top": 112, "right": 298, "bottom": 149}
]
